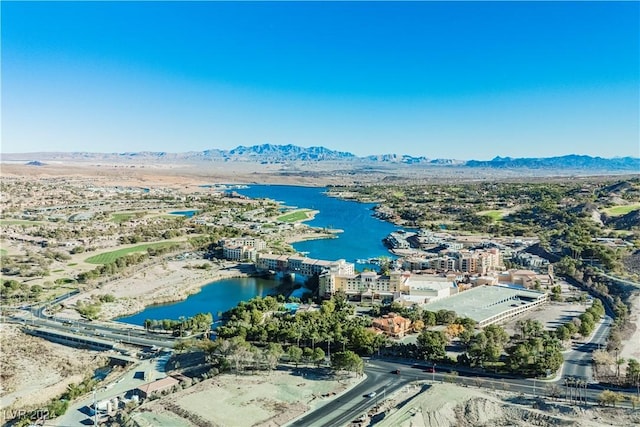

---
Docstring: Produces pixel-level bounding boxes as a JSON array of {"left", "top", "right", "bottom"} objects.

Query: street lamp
[
  {"left": 433, "top": 363, "right": 436, "bottom": 383},
  {"left": 93, "top": 387, "right": 98, "bottom": 426}
]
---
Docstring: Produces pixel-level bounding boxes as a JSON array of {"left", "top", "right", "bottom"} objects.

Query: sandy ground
[
  {"left": 57, "top": 260, "right": 253, "bottom": 320},
  {"left": 375, "top": 382, "right": 639, "bottom": 427},
  {"left": 0, "top": 323, "right": 106, "bottom": 410},
  {"left": 131, "top": 369, "right": 362, "bottom": 427},
  {"left": 0, "top": 161, "right": 344, "bottom": 189},
  {"left": 619, "top": 291, "right": 640, "bottom": 363}
]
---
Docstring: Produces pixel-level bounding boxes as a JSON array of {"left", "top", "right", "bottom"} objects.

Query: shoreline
[
  {"left": 109, "top": 268, "right": 258, "bottom": 321},
  {"left": 65, "top": 230, "right": 338, "bottom": 322},
  {"left": 59, "top": 262, "right": 256, "bottom": 321}
]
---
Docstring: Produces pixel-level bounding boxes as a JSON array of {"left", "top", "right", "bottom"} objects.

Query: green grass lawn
[
  {"left": 85, "top": 242, "right": 175, "bottom": 264},
  {"left": 111, "top": 212, "right": 145, "bottom": 223},
  {"left": 0, "top": 249, "right": 7, "bottom": 256},
  {"left": 277, "top": 210, "right": 312, "bottom": 223},
  {"left": 478, "top": 210, "right": 506, "bottom": 221},
  {"left": 603, "top": 204, "right": 640, "bottom": 216}
]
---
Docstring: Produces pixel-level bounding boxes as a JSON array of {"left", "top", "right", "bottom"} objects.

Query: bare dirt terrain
[
  {"left": 0, "top": 160, "right": 345, "bottom": 189},
  {"left": 377, "top": 382, "right": 639, "bottom": 427},
  {"left": 131, "top": 369, "right": 362, "bottom": 427},
  {"left": 619, "top": 292, "right": 640, "bottom": 363},
  {"left": 0, "top": 323, "right": 106, "bottom": 410}
]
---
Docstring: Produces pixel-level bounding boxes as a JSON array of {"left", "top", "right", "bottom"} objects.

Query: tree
[
  {"left": 265, "top": 343, "right": 284, "bottom": 371},
  {"left": 422, "top": 311, "right": 436, "bottom": 327},
  {"left": 592, "top": 349, "right": 615, "bottom": 377},
  {"left": 555, "top": 325, "right": 571, "bottom": 342},
  {"left": 436, "top": 309, "right": 457, "bottom": 325},
  {"left": 287, "top": 346, "right": 303, "bottom": 368},
  {"left": 417, "top": 330, "right": 447, "bottom": 361},
  {"left": 626, "top": 358, "right": 640, "bottom": 388},
  {"left": 616, "top": 357, "right": 626, "bottom": 383},
  {"left": 628, "top": 395, "right": 640, "bottom": 410},
  {"left": 331, "top": 350, "right": 363, "bottom": 376},
  {"left": 312, "top": 347, "right": 326, "bottom": 367},
  {"left": 303, "top": 347, "right": 314, "bottom": 364},
  {"left": 347, "top": 325, "right": 380, "bottom": 355},
  {"left": 444, "top": 324, "right": 465, "bottom": 340},
  {"left": 598, "top": 390, "right": 625, "bottom": 407}
]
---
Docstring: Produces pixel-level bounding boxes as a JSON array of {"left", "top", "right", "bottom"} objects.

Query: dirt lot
[
  {"left": 376, "top": 382, "right": 640, "bottom": 427},
  {"left": 619, "top": 291, "right": 640, "bottom": 363},
  {"left": 131, "top": 368, "right": 362, "bottom": 427},
  {"left": 0, "top": 323, "right": 106, "bottom": 411}
]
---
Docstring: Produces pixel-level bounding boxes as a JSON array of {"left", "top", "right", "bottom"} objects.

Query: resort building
[
  {"left": 256, "top": 253, "right": 354, "bottom": 277},
  {"left": 400, "top": 248, "right": 502, "bottom": 275},
  {"left": 319, "top": 270, "right": 410, "bottom": 300},
  {"left": 372, "top": 313, "right": 413, "bottom": 338},
  {"left": 219, "top": 237, "right": 267, "bottom": 250},
  {"left": 222, "top": 245, "right": 258, "bottom": 262},
  {"left": 220, "top": 237, "right": 267, "bottom": 262}
]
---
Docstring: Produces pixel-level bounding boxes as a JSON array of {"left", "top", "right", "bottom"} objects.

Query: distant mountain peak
[
  {"left": 3, "top": 145, "right": 638, "bottom": 172},
  {"left": 467, "top": 154, "right": 639, "bottom": 170}
]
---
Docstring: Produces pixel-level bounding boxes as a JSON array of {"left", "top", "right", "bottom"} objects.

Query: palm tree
[
  {"left": 616, "top": 357, "right": 626, "bottom": 384},
  {"left": 563, "top": 377, "right": 572, "bottom": 402}
]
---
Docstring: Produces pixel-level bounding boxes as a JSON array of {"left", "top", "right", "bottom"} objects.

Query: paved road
[
  {"left": 286, "top": 360, "right": 415, "bottom": 427},
  {"left": 53, "top": 353, "right": 171, "bottom": 427},
  {"left": 7, "top": 314, "right": 177, "bottom": 349},
  {"left": 561, "top": 314, "right": 612, "bottom": 381},
  {"left": 597, "top": 272, "right": 640, "bottom": 290},
  {"left": 286, "top": 357, "right": 639, "bottom": 427}
]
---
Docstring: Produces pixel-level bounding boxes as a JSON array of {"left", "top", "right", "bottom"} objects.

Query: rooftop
[
  {"left": 136, "top": 376, "right": 179, "bottom": 395},
  {"left": 423, "top": 285, "right": 547, "bottom": 324}
]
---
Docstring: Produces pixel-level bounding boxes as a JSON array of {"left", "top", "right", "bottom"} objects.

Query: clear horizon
[{"left": 2, "top": 2, "right": 639, "bottom": 160}]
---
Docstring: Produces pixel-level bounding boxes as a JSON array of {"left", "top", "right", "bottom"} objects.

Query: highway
[
  {"left": 6, "top": 306, "right": 179, "bottom": 350},
  {"left": 286, "top": 360, "right": 417, "bottom": 427},
  {"left": 284, "top": 310, "right": 621, "bottom": 427},
  {"left": 288, "top": 353, "right": 640, "bottom": 427}
]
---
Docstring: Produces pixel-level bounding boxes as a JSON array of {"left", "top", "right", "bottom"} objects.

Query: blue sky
[{"left": 2, "top": 1, "right": 639, "bottom": 159}]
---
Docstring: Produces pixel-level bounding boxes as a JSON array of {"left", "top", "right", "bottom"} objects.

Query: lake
[
  {"left": 116, "top": 277, "right": 279, "bottom": 324},
  {"left": 117, "top": 185, "right": 407, "bottom": 325}
]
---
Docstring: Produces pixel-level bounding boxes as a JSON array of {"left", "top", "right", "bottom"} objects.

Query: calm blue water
[
  {"left": 236, "top": 185, "right": 403, "bottom": 268},
  {"left": 170, "top": 210, "right": 199, "bottom": 218},
  {"left": 117, "top": 277, "right": 279, "bottom": 325},
  {"left": 118, "top": 185, "right": 404, "bottom": 325}
]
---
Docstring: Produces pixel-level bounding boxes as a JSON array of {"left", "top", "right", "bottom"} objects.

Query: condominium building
[
  {"left": 222, "top": 245, "right": 258, "bottom": 262},
  {"left": 401, "top": 248, "right": 502, "bottom": 275},
  {"left": 256, "top": 253, "right": 354, "bottom": 277},
  {"left": 319, "top": 270, "right": 410, "bottom": 299},
  {"left": 220, "top": 237, "right": 266, "bottom": 262},
  {"left": 219, "top": 237, "right": 267, "bottom": 251}
]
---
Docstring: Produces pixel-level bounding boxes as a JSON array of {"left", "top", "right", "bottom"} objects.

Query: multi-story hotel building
[
  {"left": 220, "top": 237, "right": 267, "bottom": 262},
  {"left": 256, "top": 253, "right": 354, "bottom": 277},
  {"left": 219, "top": 237, "right": 267, "bottom": 251}
]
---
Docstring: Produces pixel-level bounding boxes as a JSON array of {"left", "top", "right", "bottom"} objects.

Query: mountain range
[{"left": 4, "top": 144, "right": 639, "bottom": 171}]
